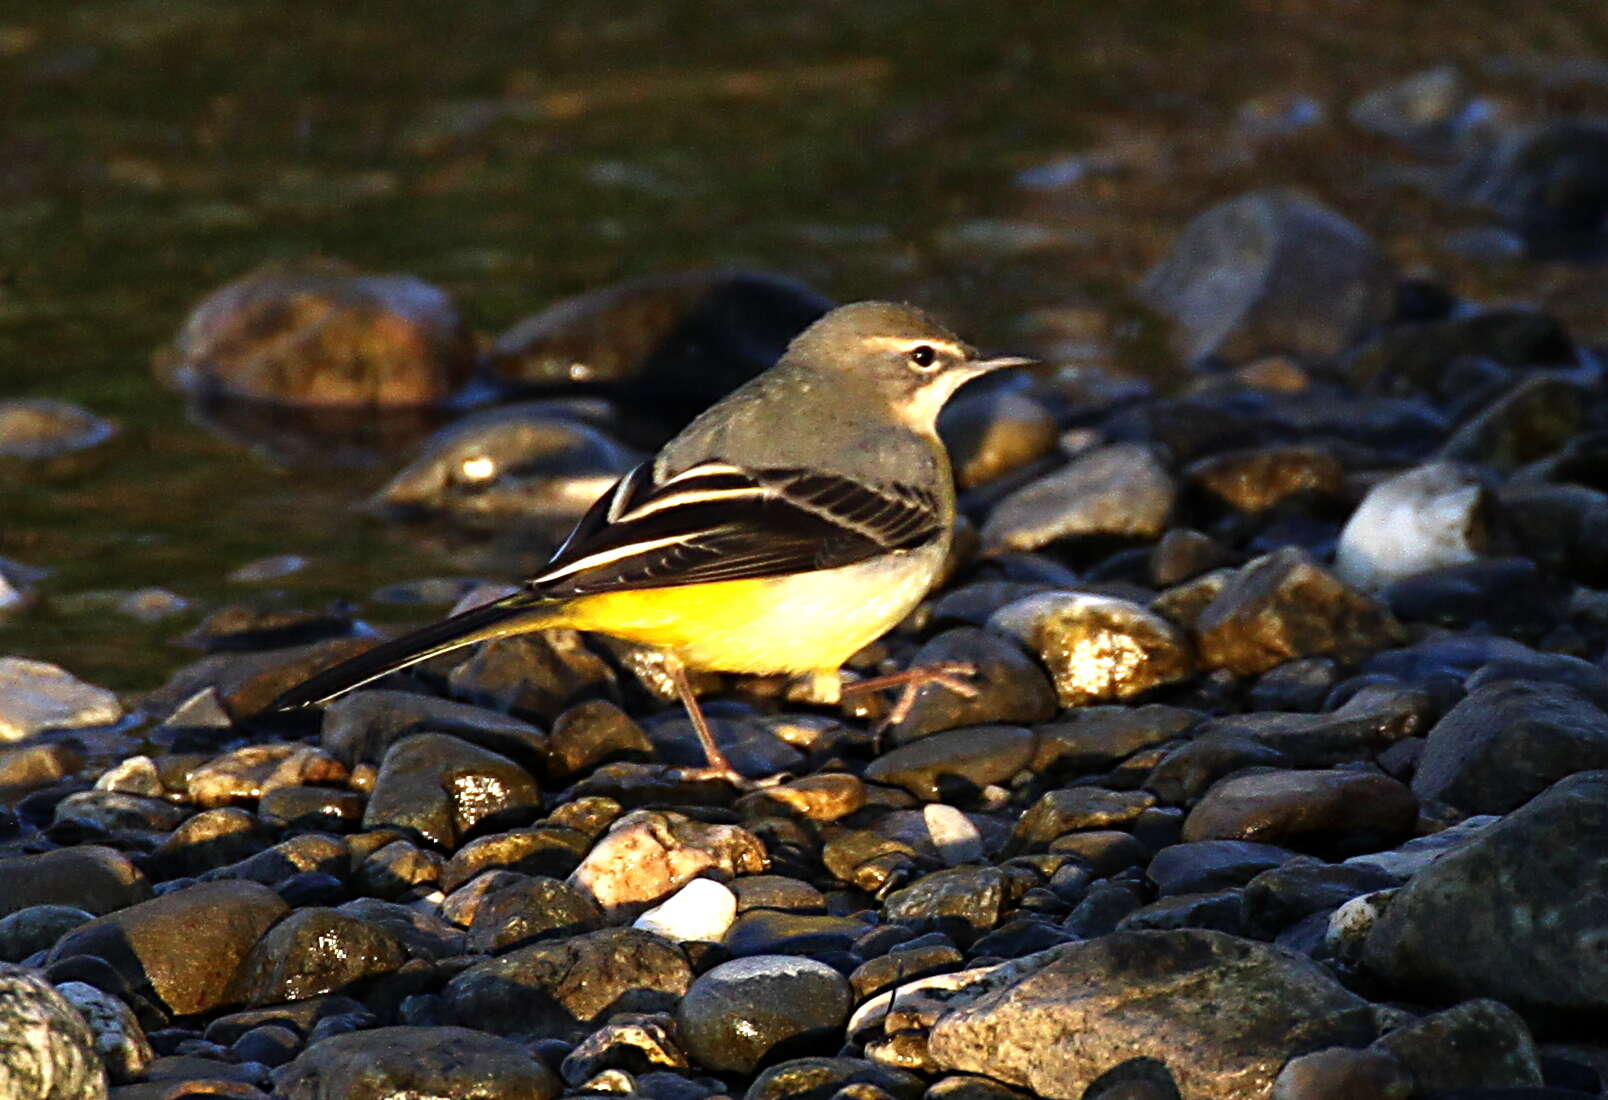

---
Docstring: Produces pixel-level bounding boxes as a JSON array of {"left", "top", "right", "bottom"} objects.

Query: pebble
[
  {"left": 1335, "top": 462, "right": 1492, "bottom": 592},
  {"left": 272, "top": 1025, "right": 561, "bottom": 1100},
  {"left": 675, "top": 954, "right": 852, "bottom": 1075},
  {"left": 923, "top": 804, "right": 984, "bottom": 866},
  {"left": 567, "top": 809, "right": 767, "bottom": 918},
  {"left": 0, "top": 397, "right": 115, "bottom": 460},
  {"left": 464, "top": 875, "right": 604, "bottom": 953},
  {"left": 886, "top": 628, "right": 1057, "bottom": 743},
  {"left": 864, "top": 725, "right": 1035, "bottom": 802},
  {"left": 939, "top": 388, "right": 1060, "bottom": 489},
  {"left": 226, "top": 907, "right": 407, "bottom": 1006},
  {"left": 56, "top": 979, "right": 153, "bottom": 1082},
  {"left": 632, "top": 878, "right": 737, "bottom": 943},
  {"left": 362, "top": 732, "right": 540, "bottom": 849},
  {"left": 982, "top": 443, "right": 1177, "bottom": 552},
  {"left": 0, "top": 657, "right": 123, "bottom": 741},
  {"left": 1182, "top": 769, "right": 1417, "bottom": 857},
  {"left": 0, "top": 964, "right": 108, "bottom": 1099}
]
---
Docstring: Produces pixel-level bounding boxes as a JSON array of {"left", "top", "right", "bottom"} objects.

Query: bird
[{"left": 268, "top": 301, "right": 1032, "bottom": 784}]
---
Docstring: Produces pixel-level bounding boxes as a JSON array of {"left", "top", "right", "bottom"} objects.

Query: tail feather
[{"left": 267, "top": 591, "right": 563, "bottom": 712}]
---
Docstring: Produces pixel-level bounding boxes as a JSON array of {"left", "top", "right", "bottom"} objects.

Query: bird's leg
[
  {"left": 841, "top": 661, "right": 980, "bottom": 731},
  {"left": 665, "top": 658, "right": 747, "bottom": 786}
]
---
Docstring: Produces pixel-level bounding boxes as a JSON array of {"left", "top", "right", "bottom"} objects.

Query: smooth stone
[
  {"left": 1363, "top": 771, "right": 1608, "bottom": 1015},
  {"left": 229, "top": 1024, "right": 300, "bottom": 1068},
  {"left": 444, "top": 928, "right": 691, "bottom": 1042},
  {"left": 1032, "top": 705, "right": 1199, "bottom": 778},
  {"left": 447, "top": 630, "right": 620, "bottom": 724},
  {"left": 1334, "top": 463, "right": 1492, "bottom": 592},
  {"left": 363, "top": 732, "right": 540, "bottom": 849},
  {"left": 987, "top": 592, "right": 1194, "bottom": 707},
  {"left": 567, "top": 809, "right": 766, "bottom": 918},
  {"left": 272, "top": 1025, "right": 560, "bottom": 1100},
  {"left": 52, "top": 790, "right": 187, "bottom": 834},
  {"left": 1249, "top": 659, "right": 1340, "bottom": 713},
  {"left": 320, "top": 689, "right": 548, "bottom": 771},
  {"left": 146, "top": 806, "right": 265, "bottom": 875},
  {"left": 1501, "top": 482, "right": 1608, "bottom": 587},
  {"left": 1147, "top": 841, "right": 1294, "bottom": 897},
  {"left": 1272, "top": 1046, "right": 1413, "bottom": 1100},
  {"left": 0, "top": 743, "right": 84, "bottom": 797},
  {"left": 483, "top": 269, "right": 831, "bottom": 419},
  {"left": 851, "top": 942, "right": 967, "bottom": 1002},
  {"left": 1183, "top": 769, "right": 1417, "bottom": 857},
  {"left": 924, "top": 805, "right": 984, "bottom": 866},
  {"left": 0, "top": 846, "right": 152, "bottom": 918},
  {"left": 56, "top": 979, "right": 152, "bottom": 1083},
  {"left": 940, "top": 389, "right": 1059, "bottom": 490},
  {"left": 887, "top": 628, "right": 1058, "bottom": 743},
  {"left": 1197, "top": 684, "right": 1429, "bottom": 767},
  {"left": 1471, "top": 117, "right": 1608, "bottom": 238},
  {"left": 884, "top": 867, "right": 1011, "bottom": 941},
  {"left": 745, "top": 1056, "right": 924, "bottom": 1100},
  {"left": 440, "top": 825, "right": 592, "bottom": 891},
  {"left": 0, "top": 398, "right": 114, "bottom": 460},
  {"left": 1185, "top": 444, "right": 1345, "bottom": 515},
  {"left": 336, "top": 899, "right": 463, "bottom": 960},
  {"left": 1342, "top": 815, "right": 1497, "bottom": 880},
  {"left": 48, "top": 881, "right": 289, "bottom": 1015},
  {"left": 731, "top": 876, "right": 827, "bottom": 914},
  {"left": 1007, "top": 788, "right": 1156, "bottom": 855},
  {"left": 633, "top": 879, "right": 737, "bottom": 944},
  {"left": 1194, "top": 548, "right": 1402, "bottom": 676},
  {"left": 226, "top": 908, "right": 406, "bottom": 1006},
  {"left": 186, "top": 743, "right": 347, "bottom": 809},
  {"left": 865, "top": 726, "right": 1035, "bottom": 802},
  {"left": 0, "top": 658, "right": 122, "bottom": 741},
  {"left": 736, "top": 773, "right": 867, "bottom": 824},
  {"left": 1150, "top": 529, "right": 1240, "bottom": 588},
  {"left": 676, "top": 955, "right": 852, "bottom": 1075},
  {"left": 1413, "top": 680, "right": 1608, "bottom": 814},
  {"left": 926, "top": 930, "right": 1377, "bottom": 1100},
  {"left": 982, "top": 443, "right": 1177, "bottom": 552},
  {"left": 167, "top": 262, "right": 475, "bottom": 406},
  {"left": 370, "top": 402, "right": 639, "bottom": 524},
  {"left": 465, "top": 876, "right": 604, "bottom": 953},
  {"left": 354, "top": 840, "right": 440, "bottom": 900},
  {"left": 1370, "top": 999, "right": 1542, "bottom": 1093},
  {"left": 0, "top": 964, "right": 108, "bottom": 1099},
  {"left": 723, "top": 910, "right": 868, "bottom": 957},
  {"left": 1139, "top": 189, "right": 1394, "bottom": 364},
  {"left": 559, "top": 1012, "right": 688, "bottom": 1085},
  {"left": 1117, "top": 889, "right": 1248, "bottom": 936},
  {"left": 1439, "top": 374, "right": 1591, "bottom": 471},
  {"left": 0, "top": 905, "right": 96, "bottom": 962},
  {"left": 548, "top": 699, "right": 654, "bottom": 780},
  {"left": 1241, "top": 857, "right": 1400, "bottom": 938},
  {"left": 259, "top": 786, "right": 366, "bottom": 831},
  {"left": 198, "top": 834, "right": 348, "bottom": 889}
]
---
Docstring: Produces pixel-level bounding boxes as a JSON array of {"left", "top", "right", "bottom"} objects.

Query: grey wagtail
[{"left": 270, "top": 301, "right": 1032, "bottom": 783}]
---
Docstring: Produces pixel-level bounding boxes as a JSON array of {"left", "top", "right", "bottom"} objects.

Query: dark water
[{"left": 3, "top": 0, "right": 1607, "bottom": 694}]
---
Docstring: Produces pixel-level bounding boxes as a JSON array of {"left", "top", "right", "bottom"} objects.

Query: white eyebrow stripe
[
  {"left": 861, "top": 336, "right": 967, "bottom": 356},
  {"left": 531, "top": 533, "right": 693, "bottom": 584}
]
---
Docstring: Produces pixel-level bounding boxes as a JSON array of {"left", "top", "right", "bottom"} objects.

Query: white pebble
[
  {"left": 1335, "top": 462, "right": 1487, "bottom": 592},
  {"left": 1325, "top": 889, "right": 1396, "bottom": 964},
  {"left": 632, "top": 878, "right": 736, "bottom": 943},
  {"left": 924, "top": 804, "right": 984, "bottom": 866}
]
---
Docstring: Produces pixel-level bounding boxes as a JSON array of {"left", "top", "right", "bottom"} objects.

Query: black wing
[{"left": 528, "top": 461, "right": 943, "bottom": 596}]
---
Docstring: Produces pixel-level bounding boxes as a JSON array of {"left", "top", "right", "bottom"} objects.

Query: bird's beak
[{"left": 969, "top": 355, "right": 1036, "bottom": 375}]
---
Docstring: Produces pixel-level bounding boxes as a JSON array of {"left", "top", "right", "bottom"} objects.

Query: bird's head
[{"left": 784, "top": 301, "right": 1033, "bottom": 431}]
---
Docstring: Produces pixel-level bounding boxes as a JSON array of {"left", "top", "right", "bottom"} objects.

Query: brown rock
[
  {"left": 1186, "top": 444, "right": 1346, "bottom": 514},
  {"left": 1183, "top": 769, "right": 1417, "bottom": 856},
  {"left": 988, "top": 592, "right": 1195, "bottom": 707},
  {"left": 567, "top": 810, "right": 767, "bottom": 917},
  {"left": 0, "top": 846, "right": 152, "bottom": 918}
]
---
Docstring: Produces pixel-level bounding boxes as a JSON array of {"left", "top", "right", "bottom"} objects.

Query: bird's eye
[{"left": 908, "top": 345, "right": 938, "bottom": 369}]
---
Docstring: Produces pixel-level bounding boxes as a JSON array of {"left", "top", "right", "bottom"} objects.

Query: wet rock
[
  {"left": 1117, "top": 888, "right": 1247, "bottom": 936},
  {"left": 167, "top": 262, "right": 475, "bottom": 406},
  {"left": 1139, "top": 189, "right": 1395, "bottom": 364},
  {"left": 1272, "top": 1046, "right": 1413, "bottom": 1100},
  {"left": 1370, "top": 999, "right": 1542, "bottom": 1093},
  {"left": 865, "top": 726, "right": 1035, "bottom": 802},
  {"left": 185, "top": 744, "right": 347, "bottom": 809},
  {"left": 363, "top": 732, "right": 540, "bottom": 849},
  {"left": 230, "top": 1024, "right": 300, "bottom": 1067},
  {"left": 559, "top": 1012, "right": 688, "bottom": 1084},
  {"left": 1050, "top": 829, "right": 1149, "bottom": 877},
  {"left": 1439, "top": 374, "right": 1590, "bottom": 471},
  {"left": 0, "top": 905, "right": 95, "bottom": 961},
  {"left": 982, "top": 444, "right": 1177, "bottom": 552},
  {"left": 0, "top": 743, "right": 84, "bottom": 797},
  {"left": 273, "top": 1025, "right": 560, "bottom": 1100},
  {"left": 465, "top": 875, "right": 604, "bottom": 953},
  {"left": 1349, "top": 65, "right": 1482, "bottom": 151},
  {"left": 320, "top": 689, "right": 548, "bottom": 772},
  {"left": 548, "top": 699, "right": 654, "bottom": 780},
  {"left": 988, "top": 592, "right": 1194, "bottom": 707},
  {"left": 443, "top": 927, "right": 692, "bottom": 1041},
  {"left": 199, "top": 833, "right": 348, "bottom": 889},
  {"left": 0, "top": 846, "right": 152, "bottom": 918},
  {"left": 48, "top": 881, "right": 289, "bottom": 1015},
  {"left": 886, "top": 628, "right": 1057, "bottom": 743},
  {"left": 0, "top": 398, "right": 115, "bottom": 460},
  {"left": 370, "top": 402, "right": 640, "bottom": 525},
  {"left": 1199, "top": 684, "right": 1428, "bottom": 768},
  {"left": 852, "top": 941, "right": 968, "bottom": 1003},
  {"left": 731, "top": 876, "right": 827, "bottom": 914},
  {"left": 1193, "top": 548, "right": 1402, "bottom": 676},
  {"left": 1342, "top": 813, "right": 1496, "bottom": 880},
  {"left": 1413, "top": 680, "right": 1608, "bottom": 814},
  {"left": 1147, "top": 841, "right": 1293, "bottom": 897},
  {"left": 724, "top": 909, "right": 868, "bottom": 957},
  {"left": 926, "top": 930, "right": 1377, "bottom": 1100},
  {"left": 56, "top": 979, "right": 152, "bottom": 1082},
  {"left": 1240, "top": 857, "right": 1399, "bottom": 937},
  {"left": 821, "top": 829, "right": 924, "bottom": 895},
  {"left": 885, "top": 867, "right": 1011, "bottom": 941},
  {"left": 354, "top": 839, "right": 440, "bottom": 899},
  {"left": 644, "top": 711, "right": 804, "bottom": 778},
  {"left": 633, "top": 878, "right": 737, "bottom": 944},
  {"left": 1469, "top": 117, "right": 1608, "bottom": 243},
  {"left": 52, "top": 790, "right": 187, "bottom": 835},
  {"left": 568, "top": 809, "right": 766, "bottom": 918},
  {"left": 337, "top": 899, "right": 462, "bottom": 960},
  {"left": 1185, "top": 445, "right": 1346, "bottom": 515},
  {"left": 94, "top": 756, "right": 163, "bottom": 797},
  {"left": 441, "top": 824, "right": 593, "bottom": 890},
  {"left": 1008, "top": 788, "right": 1156, "bottom": 854},
  {"left": 1334, "top": 463, "right": 1493, "bottom": 592},
  {"left": 180, "top": 603, "right": 355, "bottom": 654},
  {"left": 484, "top": 269, "right": 831, "bottom": 419},
  {"left": 939, "top": 389, "right": 1060, "bottom": 490},
  {"left": 259, "top": 786, "right": 365, "bottom": 831},
  {"left": 1032, "top": 705, "right": 1198, "bottom": 779},
  {"left": 142, "top": 636, "right": 383, "bottom": 723},
  {"left": 1183, "top": 770, "right": 1417, "bottom": 857},
  {"left": 447, "top": 629, "right": 619, "bottom": 723},
  {"left": 746, "top": 1056, "right": 924, "bottom": 1100},
  {"left": 0, "top": 964, "right": 108, "bottom": 1099},
  {"left": 676, "top": 955, "right": 852, "bottom": 1075},
  {"left": 227, "top": 908, "right": 406, "bottom": 1006},
  {"left": 736, "top": 773, "right": 866, "bottom": 823},
  {"left": 0, "top": 657, "right": 122, "bottom": 741},
  {"left": 1364, "top": 770, "right": 1608, "bottom": 1015}
]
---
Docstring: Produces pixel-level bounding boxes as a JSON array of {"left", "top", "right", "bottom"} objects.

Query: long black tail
[{"left": 266, "top": 590, "right": 564, "bottom": 711}]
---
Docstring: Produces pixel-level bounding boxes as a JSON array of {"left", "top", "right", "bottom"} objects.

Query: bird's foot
[{"left": 841, "top": 661, "right": 979, "bottom": 734}]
